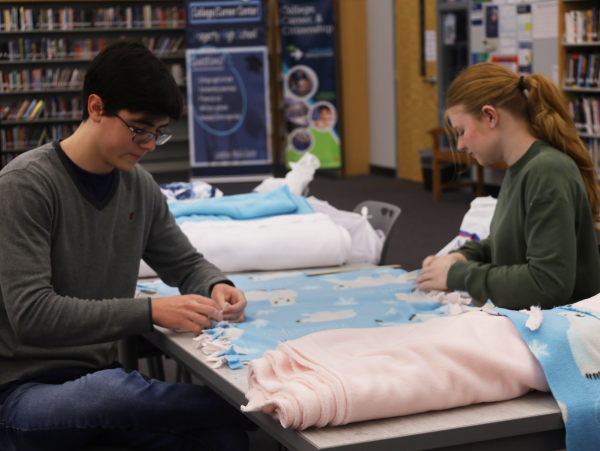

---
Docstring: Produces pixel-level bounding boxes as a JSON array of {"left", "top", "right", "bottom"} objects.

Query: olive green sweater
[{"left": 447, "top": 141, "right": 600, "bottom": 309}]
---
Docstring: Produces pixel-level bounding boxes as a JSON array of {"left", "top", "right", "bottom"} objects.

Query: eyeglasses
[{"left": 105, "top": 106, "right": 172, "bottom": 145}]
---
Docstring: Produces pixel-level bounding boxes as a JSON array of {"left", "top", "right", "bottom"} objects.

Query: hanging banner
[
  {"left": 185, "top": 0, "right": 271, "bottom": 178},
  {"left": 279, "top": 0, "right": 341, "bottom": 169}
]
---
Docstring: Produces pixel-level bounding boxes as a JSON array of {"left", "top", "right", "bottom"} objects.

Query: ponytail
[{"left": 446, "top": 63, "right": 600, "bottom": 228}]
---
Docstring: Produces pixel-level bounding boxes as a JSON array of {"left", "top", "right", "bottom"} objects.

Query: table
[{"left": 141, "top": 262, "right": 566, "bottom": 451}]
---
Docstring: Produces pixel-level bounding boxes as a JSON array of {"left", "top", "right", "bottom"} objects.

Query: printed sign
[
  {"left": 279, "top": 0, "right": 341, "bottom": 169},
  {"left": 187, "top": 47, "right": 271, "bottom": 168},
  {"left": 185, "top": 0, "right": 271, "bottom": 177}
]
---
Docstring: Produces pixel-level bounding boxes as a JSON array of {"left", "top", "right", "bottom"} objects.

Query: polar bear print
[
  {"left": 244, "top": 289, "right": 298, "bottom": 306},
  {"left": 323, "top": 273, "right": 415, "bottom": 290},
  {"left": 560, "top": 310, "right": 600, "bottom": 380},
  {"left": 296, "top": 310, "right": 357, "bottom": 323}
]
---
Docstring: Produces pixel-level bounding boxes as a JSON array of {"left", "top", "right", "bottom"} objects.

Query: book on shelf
[
  {"left": 1, "top": 5, "right": 186, "bottom": 32},
  {"left": 0, "top": 123, "right": 78, "bottom": 151},
  {"left": 579, "top": 137, "right": 600, "bottom": 176},
  {"left": 565, "top": 8, "right": 600, "bottom": 43},
  {"left": 0, "top": 67, "right": 85, "bottom": 92},
  {"left": 565, "top": 53, "right": 600, "bottom": 88},
  {"left": 2, "top": 95, "right": 81, "bottom": 121},
  {"left": 0, "top": 36, "right": 182, "bottom": 62},
  {"left": 568, "top": 96, "right": 600, "bottom": 135}
]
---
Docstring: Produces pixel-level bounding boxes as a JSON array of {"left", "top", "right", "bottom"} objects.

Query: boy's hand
[
  {"left": 151, "top": 295, "right": 222, "bottom": 334},
  {"left": 211, "top": 283, "right": 247, "bottom": 323}
]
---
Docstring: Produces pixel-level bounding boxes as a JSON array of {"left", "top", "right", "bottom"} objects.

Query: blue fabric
[
  {"left": 160, "top": 181, "right": 219, "bottom": 201},
  {"left": 498, "top": 306, "right": 600, "bottom": 451},
  {"left": 168, "top": 185, "right": 314, "bottom": 220},
  {"left": 0, "top": 367, "right": 255, "bottom": 451},
  {"left": 139, "top": 268, "right": 453, "bottom": 368}
]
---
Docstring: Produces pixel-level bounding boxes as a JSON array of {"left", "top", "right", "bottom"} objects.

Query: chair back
[{"left": 353, "top": 201, "right": 401, "bottom": 265}]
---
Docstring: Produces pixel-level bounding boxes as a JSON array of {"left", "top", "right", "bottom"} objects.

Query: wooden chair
[{"left": 428, "top": 128, "right": 507, "bottom": 201}]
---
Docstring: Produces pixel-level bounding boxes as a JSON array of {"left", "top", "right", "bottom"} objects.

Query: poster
[
  {"left": 185, "top": 0, "right": 271, "bottom": 177},
  {"left": 279, "top": 0, "right": 341, "bottom": 169},
  {"left": 187, "top": 47, "right": 271, "bottom": 168},
  {"left": 518, "top": 42, "right": 533, "bottom": 75},
  {"left": 492, "top": 55, "right": 518, "bottom": 74},
  {"left": 485, "top": 5, "right": 499, "bottom": 38}
]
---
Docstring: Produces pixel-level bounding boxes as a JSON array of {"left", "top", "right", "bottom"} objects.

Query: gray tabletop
[{"left": 141, "top": 262, "right": 566, "bottom": 451}]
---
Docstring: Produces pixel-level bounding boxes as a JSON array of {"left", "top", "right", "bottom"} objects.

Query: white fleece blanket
[
  {"left": 139, "top": 213, "right": 352, "bottom": 276},
  {"left": 306, "top": 197, "right": 384, "bottom": 265},
  {"left": 241, "top": 309, "right": 551, "bottom": 429}
]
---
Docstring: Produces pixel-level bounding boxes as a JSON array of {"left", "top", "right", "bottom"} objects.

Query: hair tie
[{"left": 518, "top": 75, "right": 526, "bottom": 91}]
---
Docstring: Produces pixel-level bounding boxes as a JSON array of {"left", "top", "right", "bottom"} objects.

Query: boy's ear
[{"left": 88, "top": 94, "right": 105, "bottom": 122}]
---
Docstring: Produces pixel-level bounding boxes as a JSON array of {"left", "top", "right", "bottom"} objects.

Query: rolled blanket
[
  {"left": 140, "top": 213, "right": 352, "bottom": 276},
  {"left": 241, "top": 310, "right": 550, "bottom": 429}
]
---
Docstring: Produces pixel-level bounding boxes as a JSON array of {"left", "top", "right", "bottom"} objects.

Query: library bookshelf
[
  {"left": 0, "top": 0, "right": 189, "bottom": 172},
  {"left": 559, "top": 0, "right": 600, "bottom": 178}
]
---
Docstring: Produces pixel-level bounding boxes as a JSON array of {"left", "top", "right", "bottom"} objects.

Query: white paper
[
  {"left": 532, "top": 2, "right": 558, "bottom": 39},
  {"left": 471, "top": 6, "right": 484, "bottom": 23},
  {"left": 552, "top": 64, "right": 559, "bottom": 86},
  {"left": 499, "top": 5, "right": 517, "bottom": 33},
  {"left": 517, "top": 13, "right": 532, "bottom": 40},
  {"left": 425, "top": 30, "right": 437, "bottom": 62},
  {"left": 500, "top": 35, "right": 517, "bottom": 54}
]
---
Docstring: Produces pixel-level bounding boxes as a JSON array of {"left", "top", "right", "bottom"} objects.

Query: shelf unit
[
  {"left": 0, "top": 0, "right": 190, "bottom": 172},
  {"left": 559, "top": 0, "right": 600, "bottom": 176}
]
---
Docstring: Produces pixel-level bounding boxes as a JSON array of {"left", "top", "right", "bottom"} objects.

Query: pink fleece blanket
[{"left": 241, "top": 310, "right": 550, "bottom": 429}]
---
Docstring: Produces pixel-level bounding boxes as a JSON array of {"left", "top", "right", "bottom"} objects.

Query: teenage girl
[{"left": 416, "top": 63, "right": 600, "bottom": 309}]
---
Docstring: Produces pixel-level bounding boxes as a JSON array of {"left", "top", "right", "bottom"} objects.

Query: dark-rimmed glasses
[{"left": 105, "top": 106, "right": 172, "bottom": 145}]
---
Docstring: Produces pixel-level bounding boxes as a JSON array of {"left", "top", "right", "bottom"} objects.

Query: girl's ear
[{"left": 481, "top": 105, "right": 498, "bottom": 128}]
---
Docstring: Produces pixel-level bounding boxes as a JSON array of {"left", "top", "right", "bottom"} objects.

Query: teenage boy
[{"left": 0, "top": 39, "right": 254, "bottom": 450}]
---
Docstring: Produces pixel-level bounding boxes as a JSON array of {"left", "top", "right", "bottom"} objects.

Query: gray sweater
[{"left": 0, "top": 142, "right": 229, "bottom": 385}]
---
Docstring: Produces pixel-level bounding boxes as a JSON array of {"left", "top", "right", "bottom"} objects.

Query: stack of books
[
  {"left": 564, "top": 53, "right": 600, "bottom": 88},
  {"left": 0, "top": 5, "right": 186, "bottom": 31}
]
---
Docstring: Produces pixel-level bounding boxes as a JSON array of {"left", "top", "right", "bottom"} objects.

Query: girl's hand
[{"left": 416, "top": 253, "right": 467, "bottom": 292}]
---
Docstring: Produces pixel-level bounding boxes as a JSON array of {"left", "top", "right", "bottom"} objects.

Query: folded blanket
[
  {"left": 241, "top": 310, "right": 550, "bottom": 429},
  {"left": 168, "top": 185, "right": 313, "bottom": 219},
  {"left": 139, "top": 213, "right": 352, "bottom": 276}
]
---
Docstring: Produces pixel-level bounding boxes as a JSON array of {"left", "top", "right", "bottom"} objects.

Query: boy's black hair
[{"left": 82, "top": 38, "right": 183, "bottom": 120}]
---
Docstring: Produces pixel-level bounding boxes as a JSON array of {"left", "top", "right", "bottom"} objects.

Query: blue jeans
[{"left": 0, "top": 368, "right": 256, "bottom": 451}]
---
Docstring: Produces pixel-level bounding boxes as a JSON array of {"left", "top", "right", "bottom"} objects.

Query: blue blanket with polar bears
[
  {"left": 498, "top": 305, "right": 600, "bottom": 451},
  {"left": 137, "top": 267, "right": 454, "bottom": 363}
]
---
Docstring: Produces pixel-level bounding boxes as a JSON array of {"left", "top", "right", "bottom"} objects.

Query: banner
[
  {"left": 185, "top": 0, "right": 271, "bottom": 178},
  {"left": 186, "top": 0, "right": 267, "bottom": 48},
  {"left": 279, "top": 0, "right": 341, "bottom": 169}
]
